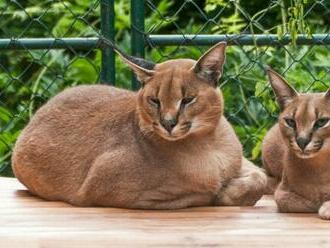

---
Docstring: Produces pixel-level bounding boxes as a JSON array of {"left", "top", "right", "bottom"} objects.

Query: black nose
[
  {"left": 160, "top": 117, "right": 177, "bottom": 133},
  {"left": 296, "top": 137, "right": 311, "bottom": 150}
]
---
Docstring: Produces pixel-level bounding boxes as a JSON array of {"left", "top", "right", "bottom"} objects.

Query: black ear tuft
[
  {"left": 107, "top": 40, "right": 156, "bottom": 71},
  {"left": 123, "top": 55, "right": 155, "bottom": 71},
  {"left": 115, "top": 50, "right": 155, "bottom": 85}
]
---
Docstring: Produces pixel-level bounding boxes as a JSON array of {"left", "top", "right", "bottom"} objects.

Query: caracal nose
[
  {"left": 296, "top": 136, "right": 311, "bottom": 150},
  {"left": 160, "top": 114, "right": 178, "bottom": 133}
]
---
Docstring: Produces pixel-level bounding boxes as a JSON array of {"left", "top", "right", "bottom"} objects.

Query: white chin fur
[
  {"left": 295, "top": 152, "right": 318, "bottom": 159},
  {"left": 158, "top": 131, "right": 190, "bottom": 141},
  {"left": 160, "top": 135, "right": 183, "bottom": 141}
]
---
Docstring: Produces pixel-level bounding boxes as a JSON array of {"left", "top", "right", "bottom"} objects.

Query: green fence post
[
  {"left": 100, "top": 0, "right": 115, "bottom": 85},
  {"left": 131, "top": 0, "right": 145, "bottom": 90}
]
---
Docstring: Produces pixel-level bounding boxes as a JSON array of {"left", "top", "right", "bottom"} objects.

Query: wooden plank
[{"left": 0, "top": 177, "right": 329, "bottom": 248}]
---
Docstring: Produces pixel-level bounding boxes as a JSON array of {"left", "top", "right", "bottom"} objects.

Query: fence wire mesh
[{"left": 1, "top": 0, "right": 330, "bottom": 176}]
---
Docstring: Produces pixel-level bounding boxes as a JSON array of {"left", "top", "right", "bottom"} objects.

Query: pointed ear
[
  {"left": 193, "top": 41, "right": 226, "bottom": 86},
  {"left": 116, "top": 50, "right": 155, "bottom": 86},
  {"left": 266, "top": 67, "right": 298, "bottom": 110},
  {"left": 324, "top": 87, "right": 330, "bottom": 100}
]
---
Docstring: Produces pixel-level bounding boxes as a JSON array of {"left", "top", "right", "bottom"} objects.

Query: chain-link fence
[{"left": 1, "top": 0, "right": 330, "bottom": 176}]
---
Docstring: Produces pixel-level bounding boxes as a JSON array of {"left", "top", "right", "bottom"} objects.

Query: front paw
[
  {"left": 318, "top": 201, "right": 330, "bottom": 220},
  {"left": 217, "top": 189, "right": 261, "bottom": 206},
  {"left": 216, "top": 177, "right": 265, "bottom": 206}
]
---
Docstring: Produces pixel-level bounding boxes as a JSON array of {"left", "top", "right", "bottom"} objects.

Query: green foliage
[{"left": 1, "top": 0, "right": 330, "bottom": 176}]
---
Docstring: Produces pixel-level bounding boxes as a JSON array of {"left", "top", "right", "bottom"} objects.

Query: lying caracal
[{"left": 13, "top": 42, "right": 266, "bottom": 209}]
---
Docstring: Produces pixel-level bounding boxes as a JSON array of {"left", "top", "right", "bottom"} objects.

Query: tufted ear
[
  {"left": 266, "top": 67, "right": 298, "bottom": 111},
  {"left": 324, "top": 86, "right": 330, "bottom": 100},
  {"left": 193, "top": 41, "right": 227, "bottom": 87},
  {"left": 116, "top": 51, "right": 155, "bottom": 86}
]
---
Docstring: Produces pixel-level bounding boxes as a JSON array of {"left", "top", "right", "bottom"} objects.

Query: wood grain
[{"left": 0, "top": 177, "right": 329, "bottom": 248}]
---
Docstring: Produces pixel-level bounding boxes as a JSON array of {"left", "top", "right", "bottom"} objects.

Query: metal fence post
[
  {"left": 100, "top": 0, "right": 115, "bottom": 85},
  {"left": 131, "top": 0, "right": 145, "bottom": 90}
]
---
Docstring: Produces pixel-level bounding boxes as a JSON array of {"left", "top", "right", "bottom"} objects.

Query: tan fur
[
  {"left": 263, "top": 67, "right": 330, "bottom": 219},
  {"left": 12, "top": 42, "right": 266, "bottom": 209}
]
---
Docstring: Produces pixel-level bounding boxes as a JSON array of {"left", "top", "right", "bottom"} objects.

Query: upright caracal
[{"left": 263, "top": 67, "right": 330, "bottom": 219}]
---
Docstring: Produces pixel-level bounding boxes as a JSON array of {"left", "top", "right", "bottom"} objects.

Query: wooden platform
[{"left": 1, "top": 178, "right": 329, "bottom": 248}]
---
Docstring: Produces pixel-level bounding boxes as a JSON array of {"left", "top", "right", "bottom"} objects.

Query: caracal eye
[
  {"left": 284, "top": 118, "right": 296, "bottom": 129},
  {"left": 181, "top": 96, "right": 195, "bottom": 106},
  {"left": 314, "top": 117, "right": 330, "bottom": 129},
  {"left": 148, "top": 97, "right": 160, "bottom": 107}
]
